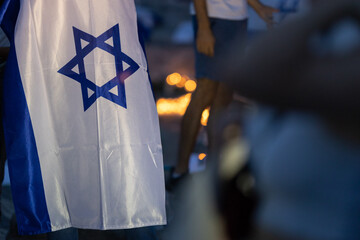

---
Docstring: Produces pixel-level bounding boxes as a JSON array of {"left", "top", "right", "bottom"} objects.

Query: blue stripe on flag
[{"left": 1, "top": 0, "right": 51, "bottom": 235}]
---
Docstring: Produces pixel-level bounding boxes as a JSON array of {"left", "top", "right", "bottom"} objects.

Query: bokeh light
[
  {"left": 159, "top": 73, "right": 208, "bottom": 125},
  {"left": 198, "top": 153, "right": 206, "bottom": 161},
  {"left": 166, "top": 72, "right": 182, "bottom": 86},
  {"left": 201, "top": 108, "right": 210, "bottom": 126},
  {"left": 184, "top": 79, "right": 197, "bottom": 92},
  {"left": 156, "top": 93, "right": 191, "bottom": 116},
  {"left": 176, "top": 75, "right": 187, "bottom": 88}
]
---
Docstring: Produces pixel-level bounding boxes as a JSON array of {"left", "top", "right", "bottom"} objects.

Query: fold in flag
[{"left": 0, "top": 0, "right": 166, "bottom": 235}]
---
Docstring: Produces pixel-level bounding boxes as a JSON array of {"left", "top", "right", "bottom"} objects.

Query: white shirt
[{"left": 190, "top": 0, "right": 248, "bottom": 20}]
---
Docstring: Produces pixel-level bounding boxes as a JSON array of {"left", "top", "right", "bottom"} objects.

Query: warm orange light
[
  {"left": 166, "top": 73, "right": 182, "bottom": 86},
  {"left": 198, "top": 153, "right": 206, "bottom": 161},
  {"left": 157, "top": 93, "right": 209, "bottom": 126},
  {"left": 201, "top": 108, "right": 210, "bottom": 126},
  {"left": 176, "top": 76, "right": 187, "bottom": 88},
  {"left": 184, "top": 80, "right": 197, "bottom": 92},
  {"left": 156, "top": 93, "right": 192, "bottom": 116}
]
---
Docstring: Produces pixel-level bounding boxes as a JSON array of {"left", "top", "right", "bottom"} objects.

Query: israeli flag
[{"left": 0, "top": 0, "right": 166, "bottom": 235}]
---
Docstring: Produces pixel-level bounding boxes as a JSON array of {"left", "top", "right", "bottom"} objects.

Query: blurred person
[
  {"left": 218, "top": 0, "right": 360, "bottom": 239},
  {"left": 167, "top": 0, "right": 278, "bottom": 190},
  {"left": 0, "top": 0, "right": 165, "bottom": 239}
]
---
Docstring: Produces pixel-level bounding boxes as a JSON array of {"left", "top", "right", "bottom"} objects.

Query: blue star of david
[{"left": 58, "top": 24, "right": 139, "bottom": 111}]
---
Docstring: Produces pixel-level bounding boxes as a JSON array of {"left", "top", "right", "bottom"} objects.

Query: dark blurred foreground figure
[{"left": 219, "top": 0, "right": 360, "bottom": 239}]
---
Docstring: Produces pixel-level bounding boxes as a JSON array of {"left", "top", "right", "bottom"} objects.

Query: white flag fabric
[{"left": 0, "top": 0, "right": 166, "bottom": 235}]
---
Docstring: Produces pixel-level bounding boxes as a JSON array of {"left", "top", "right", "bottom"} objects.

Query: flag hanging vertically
[{"left": 0, "top": 0, "right": 166, "bottom": 235}]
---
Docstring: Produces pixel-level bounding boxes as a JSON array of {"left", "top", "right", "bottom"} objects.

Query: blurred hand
[
  {"left": 196, "top": 28, "right": 215, "bottom": 57},
  {"left": 247, "top": 0, "right": 279, "bottom": 28},
  {"left": 254, "top": 4, "right": 279, "bottom": 27}
]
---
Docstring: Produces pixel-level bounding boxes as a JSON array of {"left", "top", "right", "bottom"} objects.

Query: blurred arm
[
  {"left": 193, "top": 0, "right": 215, "bottom": 57},
  {"left": 247, "top": 0, "right": 279, "bottom": 27}
]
